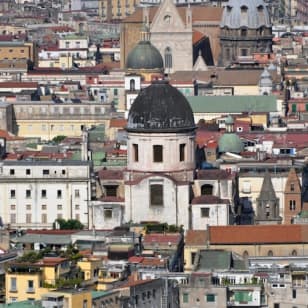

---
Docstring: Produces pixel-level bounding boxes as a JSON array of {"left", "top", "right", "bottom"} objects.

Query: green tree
[
  {"left": 54, "top": 219, "right": 84, "bottom": 230},
  {"left": 52, "top": 135, "right": 66, "bottom": 144}
]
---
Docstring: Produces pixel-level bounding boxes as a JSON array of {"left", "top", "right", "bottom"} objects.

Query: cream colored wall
[
  {"left": 233, "top": 85, "right": 259, "bottom": 96},
  {"left": 239, "top": 175, "right": 287, "bottom": 222}
]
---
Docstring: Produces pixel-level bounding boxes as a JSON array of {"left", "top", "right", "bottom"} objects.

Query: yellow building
[
  {"left": 77, "top": 257, "right": 101, "bottom": 285},
  {"left": 41, "top": 289, "right": 92, "bottom": 308},
  {"left": 0, "top": 41, "right": 36, "bottom": 65},
  {"left": 5, "top": 257, "right": 79, "bottom": 303}
]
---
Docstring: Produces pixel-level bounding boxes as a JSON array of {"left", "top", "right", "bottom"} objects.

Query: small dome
[
  {"left": 259, "top": 68, "right": 272, "bottom": 87},
  {"left": 218, "top": 133, "right": 244, "bottom": 153},
  {"left": 126, "top": 41, "right": 164, "bottom": 70},
  {"left": 221, "top": 0, "right": 271, "bottom": 29},
  {"left": 127, "top": 80, "right": 195, "bottom": 133}
]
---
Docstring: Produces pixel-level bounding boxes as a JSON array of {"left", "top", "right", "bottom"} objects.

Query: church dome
[
  {"left": 221, "top": 0, "right": 271, "bottom": 29},
  {"left": 126, "top": 41, "right": 164, "bottom": 70},
  {"left": 218, "top": 133, "right": 244, "bottom": 153},
  {"left": 127, "top": 79, "right": 195, "bottom": 133}
]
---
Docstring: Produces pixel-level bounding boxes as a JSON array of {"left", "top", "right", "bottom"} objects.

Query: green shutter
[
  {"left": 292, "top": 104, "right": 297, "bottom": 113},
  {"left": 183, "top": 293, "right": 189, "bottom": 303}
]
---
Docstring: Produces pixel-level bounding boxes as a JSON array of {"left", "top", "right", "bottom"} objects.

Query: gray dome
[
  {"left": 218, "top": 133, "right": 244, "bottom": 153},
  {"left": 127, "top": 80, "right": 195, "bottom": 133},
  {"left": 221, "top": 0, "right": 271, "bottom": 29},
  {"left": 126, "top": 41, "right": 164, "bottom": 70}
]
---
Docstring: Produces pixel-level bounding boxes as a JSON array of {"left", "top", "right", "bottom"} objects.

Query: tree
[
  {"left": 52, "top": 135, "right": 66, "bottom": 144},
  {"left": 54, "top": 219, "right": 84, "bottom": 230}
]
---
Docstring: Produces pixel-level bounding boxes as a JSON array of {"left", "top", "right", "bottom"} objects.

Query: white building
[
  {"left": 124, "top": 79, "right": 196, "bottom": 229},
  {"left": 0, "top": 160, "right": 92, "bottom": 229}
]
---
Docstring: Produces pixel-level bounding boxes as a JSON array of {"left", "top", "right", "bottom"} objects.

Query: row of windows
[
  {"left": 10, "top": 204, "right": 81, "bottom": 211},
  {"left": 9, "top": 169, "right": 67, "bottom": 176},
  {"left": 17, "top": 106, "right": 104, "bottom": 115},
  {"left": 133, "top": 143, "right": 186, "bottom": 163},
  {"left": 183, "top": 293, "right": 215, "bottom": 303},
  {"left": 9, "top": 189, "right": 80, "bottom": 199},
  {"left": 10, "top": 213, "right": 81, "bottom": 224}
]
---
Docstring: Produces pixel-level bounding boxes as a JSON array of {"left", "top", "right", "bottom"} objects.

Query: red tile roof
[
  {"left": 0, "top": 82, "right": 38, "bottom": 88},
  {"left": 193, "top": 30, "right": 205, "bottom": 45},
  {"left": 185, "top": 230, "right": 208, "bottom": 246},
  {"left": 109, "top": 118, "right": 127, "bottom": 128},
  {"left": 196, "top": 169, "right": 233, "bottom": 180},
  {"left": 143, "top": 233, "right": 182, "bottom": 245},
  {"left": 209, "top": 225, "right": 308, "bottom": 244}
]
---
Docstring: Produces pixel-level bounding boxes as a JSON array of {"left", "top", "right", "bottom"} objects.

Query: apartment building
[{"left": 0, "top": 160, "right": 92, "bottom": 229}]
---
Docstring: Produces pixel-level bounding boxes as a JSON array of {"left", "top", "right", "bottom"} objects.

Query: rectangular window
[
  {"left": 27, "top": 280, "right": 34, "bottom": 293},
  {"left": 191, "top": 252, "right": 196, "bottom": 265},
  {"left": 10, "top": 169, "right": 15, "bottom": 175},
  {"left": 183, "top": 293, "right": 189, "bottom": 303},
  {"left": 206, "top": 294, "right": 216, "bottom": 302},
  {"left": 104, "top": 209, "right": 112, "bottom": 219},
  {"left": 75, "top": 214, "right": 80, "bottom": 221},
  {"left": 114, "top": 88, "right": 118, "bottom": 96},
  {"left": 57, "top": 204, "right": 62, "bottom": 210},
  {"left": 26, "top": 204, "right": 31, "bottom": 210},
  {"left": 26, "top": 169, "right": 31, "bottom": 175},
  {"left": 42, "top": 213, "right": 47, "bottom": 223},
  {"left": 41, "top": 204, "right": 47, "bottom": 210},
  {"left": 179, "top": 143, "right": 186, "bottom": 162},
  {"left": 10, "top": 189, "right": 15, "bottom": 198},
  {"left": 240, "top": 48, "right": 248, "bottom": 56},
  {"left": 290, "top": 183, "right": 295, "bottom": 191},
  {"left": 42, "top": 169, "right": 49, "bottom": 175},
  {"left": 10, "top": 214, "right": 16, "bottom": 223},
  {"left": 41, "top": 190, "right": 47, "bottom": 198},
  {"left": 153, "top": 145, "right": 163, "bottom": 162},
  {"left": 26, "top": 189, "right": 31, "bottom": 198},
  {"left": 75, "top": 189, "right": 80, "bottom": 198},
  {"left": 26, "top": 214, "right": 31, "bottom": 223},
  {"left": 57, "top": 190, "right": 62, "bottom": 198},
  {"left": 292, "top": 289, "right": 296, "bottom": 299},
  {"left": 75, "top": 204, "right": 80, "bottom": 210},
  {"left": 105, "top": 185, "right": 118, "bottom": 197},
  {"left": 201, "top": 207, "right": 210, "bottom": 218},
  {"left": 150, "top": 184, "right": 163, "bottom": 206},
  {"left": 11, "top": 204, "right": 16, "bottom": 210},
  {"left": 201, "top": 207, "right": 210, "bottom": 217},
  {"left": 10, "top": 277, "right": 17, "bottom": 292},
  {"left": 133, "top": 144, "right": 139, "bottom": 162}
]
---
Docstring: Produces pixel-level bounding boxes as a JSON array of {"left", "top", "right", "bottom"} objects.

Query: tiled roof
[
  {"left": 143, "top": 233, "right": 182, "bottom": 245},
  {"left": 185, "top": 230, "right": 208, "bottom": 246},
  {"left": 196, "top": 169, "right": 233, "bottom": 180},
  {"left": 191, "top": 195, "right": 229, "bottom": 205},
  {"left": 193, "top": 30, "right": 205, "bottom": 44},
  {"left": 109, "top": 118, "right": 127, "bottom": 128},
  {"left": 0, "top": 82, "right": 38, "bottom": 88},
  {"left": 27, "top": 230, "right": 78, "bottom": 235},
  {"left": 209, "top": 225, "right": 308, "bottom": 244}
]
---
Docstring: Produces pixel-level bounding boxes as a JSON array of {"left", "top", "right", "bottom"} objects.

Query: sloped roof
[
  {"left": 196, "top": 249, "right": 232, "bottom": 271},
  {"left": 185, "top": 230, "right": 208, "bottom": 246},
  {"left": 192, "top": 195, "right": 229, "bottom": 205},
  {"left": 209, "top": 225, "right": 308, "bottom": 244},
  {"left": 258, "top": 170, "right": 277, "bottom": 201}
]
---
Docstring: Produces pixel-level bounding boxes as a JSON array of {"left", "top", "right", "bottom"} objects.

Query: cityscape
[{"left": 0, "top": 0, "right": 306, "bottom": 307}]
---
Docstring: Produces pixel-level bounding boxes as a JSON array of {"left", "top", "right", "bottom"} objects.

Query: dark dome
[
  {"left": 126, "top": 41, "right": 164, "bottom": 70},
  {"left": 127, "top": 80, "right": 195, "bottom": 133}
]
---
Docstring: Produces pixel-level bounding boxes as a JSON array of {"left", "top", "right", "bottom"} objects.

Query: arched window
[
  {"left": 243, "top": 250, "right": 249, "bottom": 261},
  {"left": 164, "top": 47, "right": 172, "bottom": 69},
  {"left": 201, "top": 184, "right": 213, "bottom": 195},
  {"left": 130, "top": 79, "right": 135, "bottom": 91},
  {"left": 292, "top": 250, "right": 297, "bottom": 256},
  {"left": 268, "top": 250, "right": 273, "bottom": 257}
]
